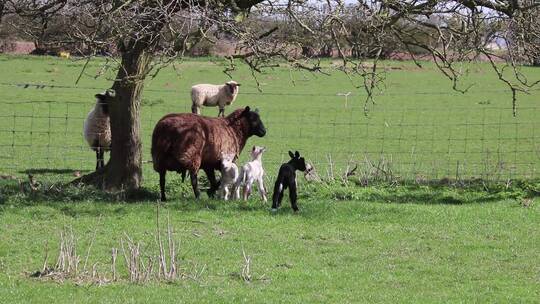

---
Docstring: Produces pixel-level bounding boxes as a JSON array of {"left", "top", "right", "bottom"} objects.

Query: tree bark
[
  {"left": 73, "top": 47, "right": 150, "bottom": 191},
  {"left": 104, "top": 48, "right": 150, "bottom": 190}
]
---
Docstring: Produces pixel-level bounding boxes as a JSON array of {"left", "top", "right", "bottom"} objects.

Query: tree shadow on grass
[
  {"left": 315, "top": 179, "right": 534, "bottom": 205},
  {"left": 20, "top": 168, "right": 83, "bottom": 175}
]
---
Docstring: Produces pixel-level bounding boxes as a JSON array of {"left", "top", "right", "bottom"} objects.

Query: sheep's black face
[
  {"left": 95, "top": 90, "right": 114, "bottom": 115},
  {"left": 295, "top": 157, "right": 307, "bottom": 172},
  {"left": 288, "top": 150, "right": 307, "bottom": 171},
  {"left": 245, "top": 109, "right": 266, "bottom": 137}
]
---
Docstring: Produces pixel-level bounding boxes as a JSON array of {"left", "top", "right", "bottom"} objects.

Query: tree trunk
[
  {"left": 104, "top": 49, "right": 150, "bottom": 190},
  {"left": 73, "top": 47, "right": 150, "bottom": 191}
]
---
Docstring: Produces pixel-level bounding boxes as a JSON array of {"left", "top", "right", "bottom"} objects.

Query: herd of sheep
[{"left": 83, "top": 81, "right": 311, "bottom": 212}]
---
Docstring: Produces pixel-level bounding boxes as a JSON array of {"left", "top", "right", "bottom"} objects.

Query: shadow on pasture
[
  {"left": 20, "top": 168, "right": 80, "bottom": 175},
  {"left": 0, "top": 178, "right": 160, "bottom": 205},
  {"left": 326, "top": 180, "right": 534, "bottom": 205}
]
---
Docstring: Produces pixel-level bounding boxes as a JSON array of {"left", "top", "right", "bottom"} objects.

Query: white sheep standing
[
  {"left": 191, "top": 80, "right": 241, "bottom": 117},
  {"left": 83, "top": 89, "right": 114, "bottom": 170},
  {"left": 218, "top": 152, "right": 241, "bottom": 200},
  {"left": 236, "top": 146, "right": 267, "bottom": 202}
]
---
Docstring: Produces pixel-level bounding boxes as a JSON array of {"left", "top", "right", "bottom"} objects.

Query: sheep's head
[
  {"left": 288, "top": 150, "right": 307, "bottom": 172},
  {"left": 94, "top": 89, "right": 115, "bottom": 115},
  {"left": 242, "top": 106, "right": 266, "bottom": 137},
  {"left": 250, "top": 146, "right": 266, "bottom": 160},
  {"left": 225, "top": 80, "right": 240, "bottom": 96}
]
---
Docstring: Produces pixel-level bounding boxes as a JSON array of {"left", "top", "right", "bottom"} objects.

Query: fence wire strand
[{"left": 0, "top": 82, "right": 539, "bottom": 183}]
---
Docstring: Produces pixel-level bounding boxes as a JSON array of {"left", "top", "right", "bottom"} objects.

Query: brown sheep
[{"left": 151, "top": 106, "right": 266, "bottom": 201}]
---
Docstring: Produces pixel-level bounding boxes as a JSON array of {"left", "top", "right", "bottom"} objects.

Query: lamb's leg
[
  {"left": 190, "top": 171, "right": 200, "bottom": 199},
  {"left": 233, "top": 184, "right": 241, "bottom": 200},
  {"left": 289, "top": 182, "right": 299, "bottom": 212},
  {"left": 218, "top": 107, "right": 225, "bottom": 117},
  {"left": 159, "top": 171, "right": 167, "bottom": 201},
  {"left": 277, "top": 184, "right": 285, "bottom": 207},
  {"left": 271, "top": 180, "right": 282, "bottom": 210},
  {"left": 257, "top": 178, "right": 267, "bottom": 203},
  {"left": 243, "top": 180, "right": 253, "bottom": 201},
  {"left": 204, "top": 168, "right": 219, "bottom": 198},
  {"left": 223, "top": 186, "right": 230, "bottom": 201}
]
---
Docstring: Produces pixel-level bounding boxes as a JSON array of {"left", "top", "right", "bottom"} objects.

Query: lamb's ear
[
  {"left": 252, "top": 146, "right": 255, "bottom": 151},
  {"left": 295, "top": 151, "right": 300, "bottom": 158},
  {"left": 95, "top": 93, "right": 105, "bottom": 100},
  {"left": 288, "top": 151, "right": 294, "bottom": 158},
  {"left": 242, "top": 106, "right": 251, "bottom": 116},
  {"left": 254, "top": 108, "right": 259, "bottom": 113}
]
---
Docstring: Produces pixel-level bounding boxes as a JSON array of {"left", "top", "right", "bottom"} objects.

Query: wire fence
[{"left": 1, "top": 81, "right": 539, "bottom": 184}]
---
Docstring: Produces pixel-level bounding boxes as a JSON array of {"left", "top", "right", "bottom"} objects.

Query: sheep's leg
[
  {"left": 204, "top": 168, "right": 219, "bottom": 198},
  {"left": 190, "top": 171, "right": 200, "bottom": 199},
  {"left": 257, "top": 178, "right": 267, "bottom": 203},
  {"left": 159, "top": 171, "right": 167, "bottom": 201},
  {"left": 233, "top": 184, "right": 241, "bottom": 200},
  {"left": 191, "top": 105, "right": 200, "bottom": 115},
  {"left": 271, "top": 180, "right": 283, "bottom": 210},
  {"left": 95, "top": 147, "right": 104, "bottom": 170},
  {"left": 95, "top": 148, "right": 100, "bottom": 170},
  {"left": 243, "top": 180, "right": 253, "bottom": 201},
  {"left": 289, "top": 182, "right": 299, "bottom": 212},
  {"left": 99, "top": 148, "right": 105, "bottom": 169},
  {"left": 223, "top": 186, "right": 230, "bottom": 201},
  {"left": 218, "top": 107, "right": 225, "bottom": 117}
]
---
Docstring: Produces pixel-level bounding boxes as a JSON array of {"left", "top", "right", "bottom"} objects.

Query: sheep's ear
[
  {"left": 254, "top": 108, "right": 259, "bottom": 113},
  {"left": 235, "top": 83, "right": 241, "bottom": 86},
  {"left": 95, "top": 93, "right": 105, "bottom": 99},
  {"left": 242, "top": 106, "right": 251, "bottom": 116},
  {"left": 288, "top": 151, "right": 294, "bottom": 158},
  {"left": 252, "top": 146, "right": 255, "bottom": 151},
  {"left": 295, "top": 151, "right": 300, "bottom": 158}
]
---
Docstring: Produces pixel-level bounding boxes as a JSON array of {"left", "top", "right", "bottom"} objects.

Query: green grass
[
  {"left": 0, "top": 55, "right": 539, "bottom": 183},
  {"left": 0, "top": 181, "right": 539, "bottom": 303},
  {"left": 0, "top": 55, "right": 540, "bottom": 302}
]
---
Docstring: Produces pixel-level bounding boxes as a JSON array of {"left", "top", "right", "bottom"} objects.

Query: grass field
[
  {"left": 0, "top": 55, "right": 539, "bottom": 182},
  {"left": 0, "top": 55, "right": 539, "bottom": 302}
]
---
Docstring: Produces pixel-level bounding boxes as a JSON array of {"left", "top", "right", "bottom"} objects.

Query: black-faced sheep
[
  {"left": 271, "top": 151, "right": 308, "bottom": 212},
  {"left": 191, "top": 80, "right": 241, "bottom": 117},
  {"left": 151, "top": 106, "right": 266, "bottom": 201},
  {"left": 83, "top": 90, "right": 114, "bottom": 170}
]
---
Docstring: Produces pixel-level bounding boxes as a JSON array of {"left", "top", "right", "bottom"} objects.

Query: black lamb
[{"left": 271, "top": 151, "right": 307, "bottom": 212}]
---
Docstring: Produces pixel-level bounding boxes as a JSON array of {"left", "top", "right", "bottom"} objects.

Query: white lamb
[
  {"left": 83, "top": 89, "right": 114, "bottom": 170},
  {"left": 219, "top": 152, "right": 241, "bottom": 200},
  {"left": 191, "top": 80, "right": 241, "bottom": 117},
  {"left": 236, "top": 146, "right": 267, "bottom": 202}
]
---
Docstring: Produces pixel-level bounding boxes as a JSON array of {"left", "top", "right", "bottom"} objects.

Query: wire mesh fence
[{"left": 1, "top": 81, "right": 539, "bottom": 184}]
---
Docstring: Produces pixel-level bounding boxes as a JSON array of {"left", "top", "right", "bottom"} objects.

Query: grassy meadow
[{"left": 0, "top": 55, "right": 539, "bottom": 302}]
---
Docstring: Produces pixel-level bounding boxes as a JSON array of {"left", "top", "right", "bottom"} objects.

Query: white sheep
[
  {"left": 218, "top": 152, "right": 241, "bottom": 200},
  {"left": 236, "top": 146, "right": 267, "bottom": 202},
  {"left": 191, "top": 80, "right": 241, "bottom": 117},
  {"left": 83, "top": 89, "right": 114, "bottom": 170}
]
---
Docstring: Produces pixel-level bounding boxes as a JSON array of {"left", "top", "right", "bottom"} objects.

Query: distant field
[
  {"left": 0, "top": 55, "right": 539, "bottom": 303},
  {"left": 0, "top": 55, "right": 539, "bottom": 185}
]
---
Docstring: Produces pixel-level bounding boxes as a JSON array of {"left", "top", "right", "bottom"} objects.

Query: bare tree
[{"left": 4, "top": 0, "right": 539, "bottom": 192}]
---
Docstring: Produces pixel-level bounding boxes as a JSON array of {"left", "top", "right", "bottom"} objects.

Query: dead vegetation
[{"left": 30, "top": 205, "right": 205, "bottom": 285}]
